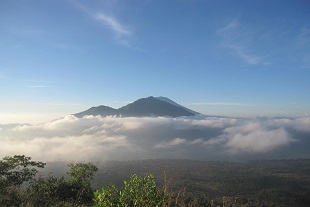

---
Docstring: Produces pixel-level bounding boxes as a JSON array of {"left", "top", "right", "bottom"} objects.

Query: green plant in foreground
[
  {"left": 93, "top": 174, "right": 166, "bottom": 207},
  {"left": 26, "top": 162, "right": 98, "bottom": 206},
  {"left": 0, "top": 155, "right": 46, "bottom": 206},
  {"left": 0, "top": 155, "right": 46, "bottom": 188}
]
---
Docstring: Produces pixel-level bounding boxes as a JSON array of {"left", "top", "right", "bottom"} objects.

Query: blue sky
[{"left": 1, "top": 0, "right": 310, "bottom": 124}]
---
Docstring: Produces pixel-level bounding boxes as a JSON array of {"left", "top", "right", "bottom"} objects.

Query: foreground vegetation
[
  {"left": 0, "top": 155, "right": 206, "bottom": 207},
  {"left": 0, "top": 155, "right": 98, "bottom": 206},
  {"left": 1, "top": 155, "right": 310, "bottom": 206}
]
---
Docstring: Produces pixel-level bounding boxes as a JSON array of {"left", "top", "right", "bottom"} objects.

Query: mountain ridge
[
  {"left": 73, "top": 96, "right": 199, "bottom": 118},
  {"left": 155, "top": 96, "right": 200, "bottom": 115}
]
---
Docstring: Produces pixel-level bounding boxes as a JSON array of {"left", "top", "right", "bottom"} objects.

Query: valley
[{"left": 44, "top": 159, "right": 310, "bottom": 207}]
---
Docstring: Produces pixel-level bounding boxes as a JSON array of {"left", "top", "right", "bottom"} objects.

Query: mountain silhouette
[
  {"left": 74, "top": 105, "right": 117, "bottom": 117},
  {"left": 73, "top": 96, "right": 199, "bottom": 118},
  {"left": 155, "top": 96, "right": 200, "bottom": 115}
]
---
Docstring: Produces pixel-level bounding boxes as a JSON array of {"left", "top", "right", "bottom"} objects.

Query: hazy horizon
[{"left": 0, "top": 95, "right": 309, "bottom": 125}]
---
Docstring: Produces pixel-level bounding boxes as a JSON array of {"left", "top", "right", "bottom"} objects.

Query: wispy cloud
[
  {"left": 298, "top": 27, "right": 310, "bottom": 45},
  {"left": 27, "top": 85, "right": 50, "bottom": 88},
  {"left": 72, "top": 1, "right": 133, "bottom": 47},
  {"left": 226, "top": 45, "right": 261, "bottom": 65},
  {"left": 95, "top": 13, "right": 131, "bottom": 36},
  {"left": 218, "top": 19, "right": 239, "bottom": 34},
  {"left": 217, "top": 19, "right": 263, "bottom": 65},
  {"left": 297, "top": 27, "right": 310, "bottom": 68},
  {"left": 189, "top": 102, "right": 256, "bottom": 107},
  {"left": 39, "top": 103, "right": 82, "bottom": 106},
  {"left": 24, "top": 79, "right": 53, "bottom": 88},
  {"left": 94, "top": 13, "right": 132, "bottom": 46}
]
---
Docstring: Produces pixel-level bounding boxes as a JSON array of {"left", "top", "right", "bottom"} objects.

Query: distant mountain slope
[
  {"left": 73, "top": 96, "right": 198, "bottom": 118},
  {"left": 74, "top": 105, "right": 118, "bottom": 118},
  {"left": 155, "top": 96, "right": 200, "bottom": 115},
  {"left": 118, "top": 96, "right": 196, "bottom": 117}
]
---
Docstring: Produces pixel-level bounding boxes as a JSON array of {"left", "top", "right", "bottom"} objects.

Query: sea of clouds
[{"left": 1, "top": 115, "right": 309, "bottom": 162}]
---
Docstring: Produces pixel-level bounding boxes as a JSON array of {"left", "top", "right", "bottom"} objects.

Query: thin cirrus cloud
[
  {"left": 189, "top": 102, "right": 256, "bottom": 107},
  {"left": 298, "top": 28, "right": 310, "bottom": 68},
  {"left": 0, "top": 115, "right": 309, "bottom": 162},
  {"left": 298, "top": 28, "right": 310, "bottom": 45},
  {"left": 226, "top": 45, "right": 261, "bottom": 65},
  {"left": 217, "top": 19, "right": 263, "bottom": 65},
  {"left": 71, "top": 1, "right": 132, "bottom": 46},
  {"left": 94, "top": 13, "right": 132, "bottom": 46},
  {"left": 95, "top": 13, "right": 131, "bottom": 37},
  {"left": 26, "top": 85, "right": 50, "bottom": 88},
  {"left": 24, "top": 79, "right": 53, "bottom": 88}
]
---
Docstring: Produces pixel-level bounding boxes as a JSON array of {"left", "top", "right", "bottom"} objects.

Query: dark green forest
[{"left": 1, "top": 155, "right": 310, "bottom": 207}]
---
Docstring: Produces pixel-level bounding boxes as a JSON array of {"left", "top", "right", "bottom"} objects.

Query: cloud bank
[{"left": 0, "top": 115, "right": 309, "bottom": 162}]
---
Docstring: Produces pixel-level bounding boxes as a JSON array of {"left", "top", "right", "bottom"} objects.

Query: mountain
[
  {"left": 74, "top": 105, "right": 118, "bottom": 118},
  {"left": 155, "top": 96, "right": 200, "bottom": 115},
  {"left": 73, "top": 96, "right": 199, "bottom": 118},
  {"left": 118, "top": 96, "right": 198, "bottom": 117}
]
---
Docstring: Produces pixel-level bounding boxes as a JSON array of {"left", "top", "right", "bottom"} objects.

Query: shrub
[
  {"left": 26, "top": 162, "right": 98, "bottom": 206},
  {"left": 0, "top": 155, "right": 45, "bottom": 206},
  {"left": 93, "top": 174, "right": 166, "bottom": 207}
]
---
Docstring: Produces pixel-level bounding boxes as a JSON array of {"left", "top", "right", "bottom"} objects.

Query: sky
[{"left": 1, "top": 0, "right": 310, "bottom": 124}]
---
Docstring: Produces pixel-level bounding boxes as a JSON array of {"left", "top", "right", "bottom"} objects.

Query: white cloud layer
[{"left": 0, "top": 115, "right": 309, "bottom": 161}]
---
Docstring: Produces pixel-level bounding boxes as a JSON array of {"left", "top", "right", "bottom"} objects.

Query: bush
[
  {"left": 0, "top": 155, "right": 45, "bottom": 206},
  {"left": 26, "top": 162, "right": 98, "bottom": 206},
  {"left": 93, "top": 174, "right": 166, "bottom": 207}
]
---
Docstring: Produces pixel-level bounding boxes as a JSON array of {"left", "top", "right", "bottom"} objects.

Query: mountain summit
[{"left": 73, "top": 96, "right": 199, "bottom": 118}]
